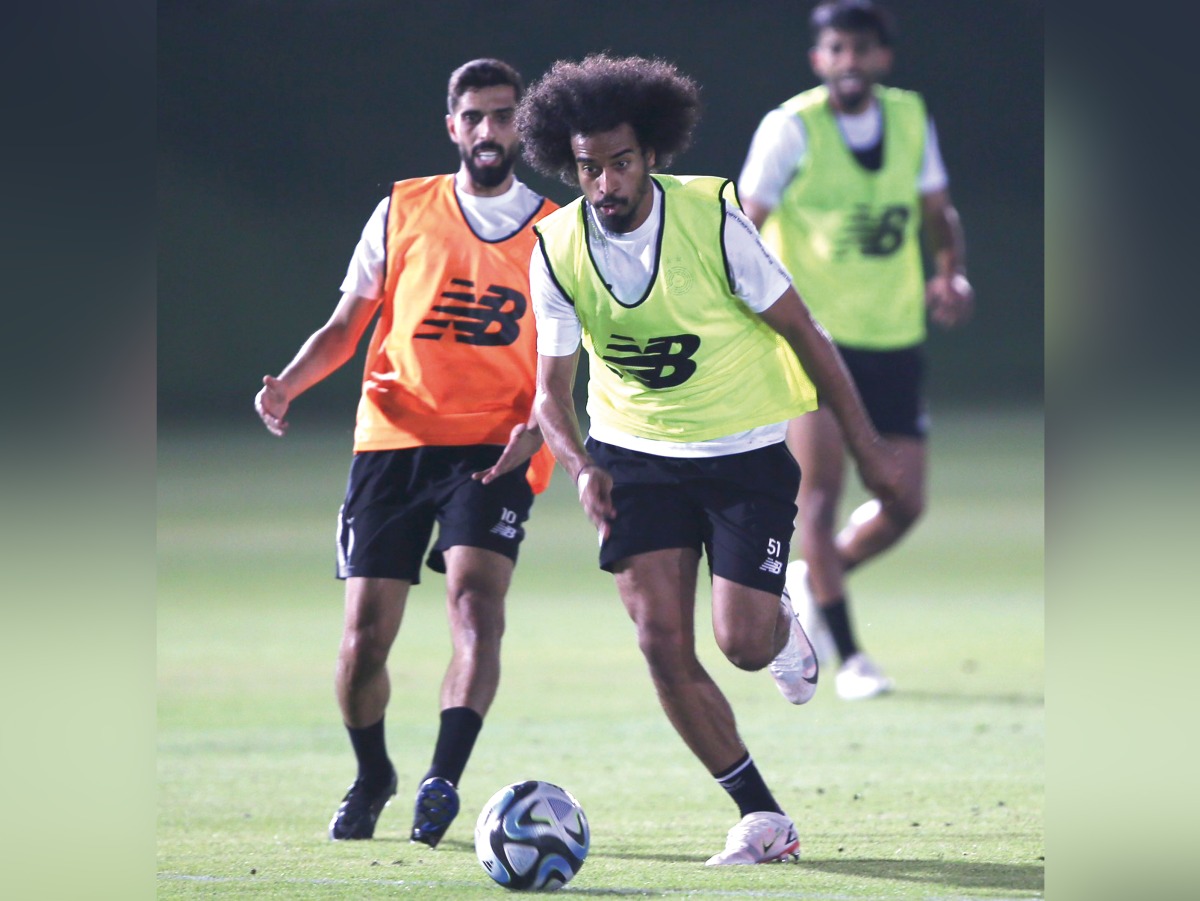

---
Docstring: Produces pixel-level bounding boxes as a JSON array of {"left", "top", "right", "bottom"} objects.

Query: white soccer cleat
[
  {"left": 767, "top": 588, "right": 819, "bottom": 704},
  {"left": 785, "top": 561, "right": 836, "bottom": 664},
  {"left": 705, "top": 811, "right": 800, "bottom": 865},
  {"left": 835, "top": 652, "right": 895, "bottom": 701}
]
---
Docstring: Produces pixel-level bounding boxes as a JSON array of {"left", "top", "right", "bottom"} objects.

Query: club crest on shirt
[{"left": 664, "top": 266, "right": 694, "bottom": 295}]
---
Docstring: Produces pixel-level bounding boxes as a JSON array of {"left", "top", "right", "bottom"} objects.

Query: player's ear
[
  {"left": 877, "top": 46, "right": 895, "bottom": 76},
  {"left": 446, "top": 113, "right": 458, "bottom": 142}
]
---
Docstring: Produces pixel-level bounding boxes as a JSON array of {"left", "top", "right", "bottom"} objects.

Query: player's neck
[
  {"left": 828, "top": 88, "right": 878, "bottom": 117},
  {"left": 455, "top": 168, "right": 515, "bottom": 198}
]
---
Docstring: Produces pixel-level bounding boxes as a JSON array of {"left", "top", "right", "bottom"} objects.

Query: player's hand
[
  {"left": 854, "top": 437, "right": 904, "bottom": 510},
  {"left": 473, "top": 422, "right": 543, "bottom": 484},
  {"left": 255, "top": 375, "right": 290, "bottom": 437},
  {"left": 575, "top": 464, "right": 615, "bottom": 543},
  {"left": 926, "top": 272, "right": 974, "bottom": 329}
]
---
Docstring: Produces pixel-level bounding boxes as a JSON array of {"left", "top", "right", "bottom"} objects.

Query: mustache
[{"left": 472, "top": 142, "right": 505, "bottom": 156}]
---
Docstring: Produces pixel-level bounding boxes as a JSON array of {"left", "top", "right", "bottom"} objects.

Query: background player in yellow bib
[{"left": 738, "top": 1, "right": 975, "bottom": 700}]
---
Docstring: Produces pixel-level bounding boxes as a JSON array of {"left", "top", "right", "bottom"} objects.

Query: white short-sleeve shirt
[
  {"left": 738, "top": 100, "right": 948, "bottom": 210},
  {"left": 339, "top": 175, "right": 545, "bottom": 299}
]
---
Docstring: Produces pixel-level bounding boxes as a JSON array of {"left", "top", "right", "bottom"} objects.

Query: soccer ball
[{"left": 474, "top": 780, "right": 590, "bottom": 891}]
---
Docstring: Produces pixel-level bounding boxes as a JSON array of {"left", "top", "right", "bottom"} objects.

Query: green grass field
[{"left": 157, "top": 407, "right": 1043, "bottom": 899}]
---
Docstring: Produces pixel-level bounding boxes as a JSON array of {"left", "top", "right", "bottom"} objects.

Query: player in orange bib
[{"left": 254, "top": 58, "right": 557, "bottom": 847}]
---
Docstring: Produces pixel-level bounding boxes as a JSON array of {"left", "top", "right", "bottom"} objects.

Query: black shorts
[
  {"left": 837, "top": 344, "right": 929, "bottom": 439},
  {"left": 335, "top": 445, "right": 533, "bottom": 584},
  {"left": 586, "top": 438, "right": 800, "bottom": 595}
]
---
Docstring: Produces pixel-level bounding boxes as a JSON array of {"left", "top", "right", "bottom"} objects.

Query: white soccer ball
[{"left": 474, "top": 780, "right": 590, "bottom": 891}]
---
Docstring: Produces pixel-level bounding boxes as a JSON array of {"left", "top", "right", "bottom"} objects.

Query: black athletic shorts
[
  {"left": 586, "top": 437, "right": 800, "bottom": 595},
  {"left": 837, "top": 343, "right": 929, "bottom": 439},
  {"left": 335, "top": 445, "right": 533, "bottom": 584}
]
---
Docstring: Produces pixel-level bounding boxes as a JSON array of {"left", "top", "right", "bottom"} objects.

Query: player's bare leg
[
  {"left": 787, "top": 413, "right": 925, "bottom": 590},
  {"left": 410, "top": 545, "right": 514, "bottom": 848},
  {"left": 787, "top": 409, "right": 848, "bottom": 603},
  {"left": 613, "top": 548, "right": 744, "bottom": 771},
  {"left": 438, "top": 545, "right": 513, "bottom": 715},
  {"left": 336, "top": 577, "right": 408, "bottom": 726},
  {"left": 330, "top": 577, "right": 408, "bottom": 839},
  {"left": 614, "top": 549, "right": 799, "bottom": 864},
  {"left": 787, "top": 413, "right": 923, "bottom": 699}
]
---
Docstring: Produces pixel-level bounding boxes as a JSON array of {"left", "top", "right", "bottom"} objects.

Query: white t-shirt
[
  {"left": 530, "top": 181, "right": 796, "bottom": 457},
  {"left": 339, "top": 174, "right": 545, "bottom": 299},
  {"left": 738, "top": 100, "right": 948, "bottom": 210}
]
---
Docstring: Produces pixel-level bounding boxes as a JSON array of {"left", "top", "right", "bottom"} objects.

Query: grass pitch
[{"left": 157, "top": 407, "right": 1043, "bottom": 899}]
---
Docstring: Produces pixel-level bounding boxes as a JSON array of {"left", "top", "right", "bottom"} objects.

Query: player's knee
[
  {"left": 716, "top": 632, "right": 773, "bottom": 672},
  {"left": 340, "top": 630, "right": 391, "bottom": 683},
  {"left": 636, "top": 624, "right": 692, "bottom": 678},
  {"left": 725, "top": 647, "right": 772, "bottom": 672},
  {"left": 893, "top": 490, "right": 925, "bottom": 530},
  {"left": 799, "top": 491, "right": 840, "bottom": 535},
  {"left": 449, "top": 587, "right": 507, "bottom": 649}
]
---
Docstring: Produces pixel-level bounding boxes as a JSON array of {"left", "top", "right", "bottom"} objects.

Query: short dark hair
[
  {"left": 810, "top": 0, "right": 896, "bottom": 47},
  {"left": 446, "top": 58, "right": 524, "bottom": 114},
  {"left": 516, "top": 53, "right": 701, "bottom": 185}
]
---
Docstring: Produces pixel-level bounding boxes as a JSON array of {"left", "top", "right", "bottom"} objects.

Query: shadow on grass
[
  {"left": 365, "top": 838, "right": 1043, "bottom": 896},
  {"left": 803, "top": 857, "right": 1044, "bottom": 893},
  {"left": 572, "top": 853, "right": 1043, "bottom": 896},
  {"left": 892, "top": 689, "right": 1044, "bottom": 707}
]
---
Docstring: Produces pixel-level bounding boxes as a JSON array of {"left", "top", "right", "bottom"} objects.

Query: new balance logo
[
  {"left": 489, "top": 507, "right": 519, "bottom": 540},
  {"left": 837, "top": 204, "right": 910, "bottom": 258},
  {"left": 601, "top": 333, "right": 700, "bottom": 389},
  {"left": 760, "top": 537, "right": 783, "bottom": 574},
  {"left": 416, "top": 279, "right": 526, "bottom": 345}
]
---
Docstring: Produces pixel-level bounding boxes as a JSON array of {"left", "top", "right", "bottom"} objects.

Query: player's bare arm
[
  {"left": 740, "top": 196, "right": 773, "bottom": 231},
  {"left": 533, "top": 350, "right": 615, "bottom": 540},
  {"left": 758, "top": 287, "right": 903, "bottom": 504},
  {"left": 254, "top": 291, "right": 381, "bottom": 436},
  {"left": 920, "top": 188, "right": 974, "bottom": 329},
  {"left": 471, "top": 420, "right": 544, "bottom": 484}
]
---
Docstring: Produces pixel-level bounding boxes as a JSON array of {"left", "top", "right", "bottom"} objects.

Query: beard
[
  {"left": 828, "top": 73, "right": 873, "bottom": 113},
  {"left": 593, "top": 173, "right": 652, "bottom": 234},
  {"left": 461, "top": 142, "right": 518, "bottom": 189},
  {"left": 833, "top": 86, "right": 870, "bottom": 112},
  {"left": 595, "top": 201, "right": 637, "bottom": 234}
]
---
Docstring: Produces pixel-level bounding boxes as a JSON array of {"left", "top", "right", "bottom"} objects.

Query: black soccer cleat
[
  {"left": 410, "top": 777, "right": 460, "bottom": 847},
  {"left": 328, "top": 767, "right": 398, "bottom": 840}
]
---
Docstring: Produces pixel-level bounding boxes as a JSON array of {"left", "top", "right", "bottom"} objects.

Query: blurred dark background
[{"left": 158, "top": 0, "right": 1042, "bottom": 427}]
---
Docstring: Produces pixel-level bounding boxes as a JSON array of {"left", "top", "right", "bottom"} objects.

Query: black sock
[
  {"left": 821, "top": 597, "right": 860, "bottom": 663},
  {"left": 347, "top": 718, "right": 393, "bottom": 787},
  {"left": 422, "top": 706, "right": 483, "bottom": 787},
  {"left": 713, "top": 752, "right": 783, "bottom": 817}
]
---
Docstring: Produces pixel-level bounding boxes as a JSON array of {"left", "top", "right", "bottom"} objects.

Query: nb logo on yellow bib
[
  {"left": 601, "top": 333, "right": 701, "bottom": 389},
  {"left": 838, "top": 204, "right": 910, "bottom": 258}
]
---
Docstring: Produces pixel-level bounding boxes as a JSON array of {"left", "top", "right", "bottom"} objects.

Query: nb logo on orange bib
[{"left": 417, "top": 278, "right": 526, "bottom": 346}]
